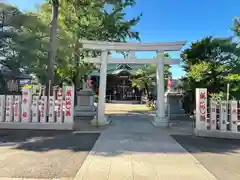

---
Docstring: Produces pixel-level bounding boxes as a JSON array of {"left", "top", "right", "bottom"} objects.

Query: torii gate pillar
[
  {"left": 91, "top": 51, "right": 110, "bottom": 125},
  {"left": 152, "top": 51, "right": 168, "bottom": 126}
]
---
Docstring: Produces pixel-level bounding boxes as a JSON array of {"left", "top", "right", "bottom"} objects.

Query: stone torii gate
[{"left": 80, "top": 40, "right": 186, "bottom": 127}]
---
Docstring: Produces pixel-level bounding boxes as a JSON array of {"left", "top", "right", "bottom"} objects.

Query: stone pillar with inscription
[
  {"left": 56, "top": 88, "right": 63, "bottom": 123},
  {"left": 21, "top": 87, "right": 32, "bottom": 122},
  {"left": 195, "top": 88, "right": 207, "bottom": 130},
  {"left": 13, "top": 95, "right": 21, "bottom": 122},
  {"left": 64, "top": 86, "right": 75, "bottom": 124},
  {"left": 219, "top": 101, "right": 228, "bottom": 131},
  {"left": 210, "top": 99, "right": 217, "bottom": 130},
  {"left": 5, "top": 95, "right": 14, "bottom": 122},
  {"left": 230, "top": 101, "right": 238, "bottom": 132},
  {"left": 0, "top": 95, "right": 5, "bottom": 122}
]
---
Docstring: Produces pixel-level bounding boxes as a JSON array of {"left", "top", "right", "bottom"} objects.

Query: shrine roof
[
  {"left": 89, "top": 64, "right": 144, "bottom": 76},
  {"left": 0, "top": 64, "right": 31, "bottom": 79}
]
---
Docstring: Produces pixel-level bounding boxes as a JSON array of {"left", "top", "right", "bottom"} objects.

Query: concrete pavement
[
  {"left": 74, "top": 113, "right": 217, "bottom": 180},
  {"left": 173, "top": 135, "right": 240, "bottom": 180},
  {"left": 0, "top": 132, "right": 99, "bottom": 179}
]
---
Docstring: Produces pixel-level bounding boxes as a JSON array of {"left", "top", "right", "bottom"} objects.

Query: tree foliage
[
  {"left": 0, "top": 1, "right": 142, "bottom": 86},
  {"left": 233, "top": 17, "right": 240, "bottom": 37},
  {"left": 0, "top": 4, "right": 44, "bottom": 69},
  {"left": 0, "top": 3, "right": 50, "bottom": 86},
  {"left": 132, "top": 53, "right": 172, "bottom": 99},
  {"left": 39, "top": 0, "right": 141, "bottom": 86},
  {"left": 180, "top": 36, "right": 240, "bottom": 113}
]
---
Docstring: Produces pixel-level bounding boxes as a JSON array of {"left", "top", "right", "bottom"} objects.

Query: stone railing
[
  {"left": 194, "top": 88, "right": 240, "bottom": 139},
  {"left": 0, "top": 86, "right": 75, "bottom": 130}
]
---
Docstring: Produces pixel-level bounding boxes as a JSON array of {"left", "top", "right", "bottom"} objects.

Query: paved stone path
[{"left": 74, "top": 110, "right": 217, "bottom": 180}]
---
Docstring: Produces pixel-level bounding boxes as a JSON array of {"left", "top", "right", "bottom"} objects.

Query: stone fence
[
  {"left": 194, "top": 88, "right": 240, "bottom": 139},
  {"left": 0, "top": 86, "right": 75, "bottom": 130}
]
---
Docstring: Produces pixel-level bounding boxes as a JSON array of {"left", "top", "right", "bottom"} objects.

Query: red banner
[{"left": 167, "top": 79, "right": 172, "bottom": 89}]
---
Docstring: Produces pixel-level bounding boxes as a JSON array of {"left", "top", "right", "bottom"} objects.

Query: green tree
[
  {"left": 132, "top": 53, "right": 172, "bottom": 100},
  {"left": 0, "top": 3, "right": 47, "bottom": 77},
  {"left": 180, "top": 37, "right": 240, "bottom": 113},
  {"left": 38, "top": 0, "right": 141, "bottom": 87},
  {"left": 0, "top": 0, "right": 142, "bottom": 90},
  {"left": 233, "top": 17, "right": 240, "bottom": 37}
]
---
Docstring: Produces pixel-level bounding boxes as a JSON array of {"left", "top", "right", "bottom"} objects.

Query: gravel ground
[
  {"left": 105, "top": 103, "right": 151, "bottom": 114},
  {"left": 172, "top": 135, "right": 240, "bottom": 180},
  {"left": 0, "top": 131, "right": 100, "bottom": 179}
]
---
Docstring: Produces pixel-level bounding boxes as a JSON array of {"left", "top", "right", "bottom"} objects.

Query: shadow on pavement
[
  {"left": 172, "top": 135, "right": 240, "bottom": 180},
  {"left": 0, "top": 112, "right": 238, "bottom": 155},
  {"left": 0, "top": 130, "right": 99, "bottom": 152},
  {"left": 172, "top": 134, "right": 240, "bottom": 154},
  {"left": 0, "top": 131, "right": 100, "bottom": 179}
]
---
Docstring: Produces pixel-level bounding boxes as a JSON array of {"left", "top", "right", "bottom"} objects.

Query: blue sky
[{"left": 6, "top": 0, "right": 240, "bottom": 79}]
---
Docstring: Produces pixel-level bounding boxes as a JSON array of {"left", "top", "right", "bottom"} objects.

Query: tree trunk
[
  {"left": 46, "top": 0, "right": 59, "bottom": 96},
  {"left": 144, "top": 82, "right": 150, "bottom": 99},
  {"left": 144, "top": 82, "right": 152, "bottom": 106},
  {"left": 73, "top": 41, "right": 81, "bottom": 89},
  {"left": 73, "top": 75, "right": 78, "bottom": 106}
]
